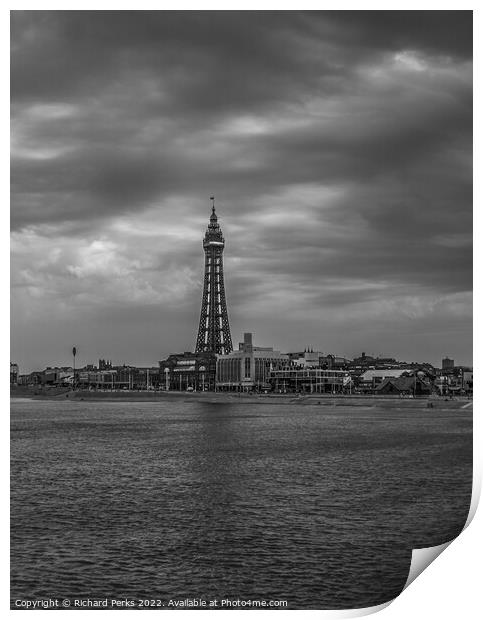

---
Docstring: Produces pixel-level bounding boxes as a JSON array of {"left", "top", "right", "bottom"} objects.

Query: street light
[{"left": 72, "top": 346, "right": 77, "bottom": 391}]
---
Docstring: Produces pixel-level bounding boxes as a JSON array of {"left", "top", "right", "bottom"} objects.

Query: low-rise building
[
  {"left": 375, "top": 376, "right": 431, "bottom": 396},
  {"left": 160, "top": 352, "right": 216, "bottom": 391},
  {"left": 437, "top": 368, "right": 473, "bottom": 396},
  {"left": 350, "top": 352, "right": 377, "bottom": 370},
  {"left": 319, "top": 355, "right": 352, "bottom": 370},
  {"left": 10, "top": 363, "right": 19, "bottom": 385},
  {"left": 268, "top": 367, "right": 350, "bottom": 393},
  {"left": 288, "top": 350, "right": 323, "bottom": 368},
  {"left": 356, "top": 368, "right": 413, "bottom": 393},
  {"left": 77, "top": 370, "right": 116, "bottom": 388},
  {"left": 76, "top": 366, "right": 161, "bottom": 390},
  {"left": 463, "top": 371, "right": 473, "bottom": 394}
]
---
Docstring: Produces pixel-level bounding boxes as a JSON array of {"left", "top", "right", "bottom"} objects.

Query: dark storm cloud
[
  {"left": 11, "top": 11, "right": 472, "bottom": 101},
  {"left": 10, "top": 11, "right": 472, "bottom": 370},
  {"left": 11, "top": 12, "right": 325, "bottom": 108},
  {"left": 321, "top": 11, "right": 472, "bottom": 58}
]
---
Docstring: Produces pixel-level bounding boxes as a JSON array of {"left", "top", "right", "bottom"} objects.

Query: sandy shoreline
[{"left": 10, "top": 388, "right": 469, "bottom": 408}]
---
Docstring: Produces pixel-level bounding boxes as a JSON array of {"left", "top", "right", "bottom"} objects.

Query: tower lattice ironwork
[{"left": 195, "top": 198, "right": 233, "bottom": 355}]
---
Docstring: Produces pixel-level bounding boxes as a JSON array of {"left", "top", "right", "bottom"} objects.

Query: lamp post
[{"left": 72, "top": 346, "right": 77, "bottom": 391}]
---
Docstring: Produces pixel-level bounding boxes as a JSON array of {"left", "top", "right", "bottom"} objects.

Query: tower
[{"left": 195, "top": 198, "right": 233, "bottom": 355}]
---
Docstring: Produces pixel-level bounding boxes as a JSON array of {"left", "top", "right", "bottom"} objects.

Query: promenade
[{"left": 10, "top": 386, "right": 469, "bottom": 409}]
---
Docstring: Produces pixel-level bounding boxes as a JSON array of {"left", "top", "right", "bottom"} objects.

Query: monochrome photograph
[{"left": 10, "top": 10, "right": 473, "bottom": 610}]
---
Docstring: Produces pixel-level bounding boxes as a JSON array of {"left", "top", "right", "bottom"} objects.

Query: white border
[{"left": 5, "top": 3, "right": 479, "bottom": 618}]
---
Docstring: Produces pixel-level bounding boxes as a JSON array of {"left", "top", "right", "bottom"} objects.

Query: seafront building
[
  {"left": 357, "top": 368, "right": 415, "bottom": 393},
  {"left": 77, "top": 366, "right": 160, "bottom": 390},
  {"left": 12, "top": 355, "right": 473, "bottom": 396},
  {"left": 286, "top": 349, "right": 323, "bottom": 368},
  {"left": 10, "top": 363, "right": 19, "bottom": 385},
  {"left": 268, "top": 367, "right": 351, "bottom": 394},
  {"left": 159, "top": 352, "right": 216, "bottom": 391},
  {"left": 17, "top": 366, "right": 73, "bottom": 386},
  {"left": 374, "top": 376, "right": 431, "bottom": 396},
  {"left": 216, "top": 332, "right": 287, "bottom": 391},
  {"left": 434, "top": 368, "right": 473, "bottom": 396},
  {"left": 355, "top": 368, "right": 436, "bottom": 395}
]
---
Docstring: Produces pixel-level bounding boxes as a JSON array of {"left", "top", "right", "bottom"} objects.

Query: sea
[{"left": 10, "top": 398, "right": 472, "bottom": 610}]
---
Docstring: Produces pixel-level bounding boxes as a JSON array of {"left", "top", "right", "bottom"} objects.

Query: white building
[{"left": 216, "top": 333, "right": 288, "bottom": 391}]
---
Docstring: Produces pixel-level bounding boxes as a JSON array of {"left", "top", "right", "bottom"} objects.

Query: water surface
[{"left": 10, "top": 399, "right": 472, "bottom": 609}]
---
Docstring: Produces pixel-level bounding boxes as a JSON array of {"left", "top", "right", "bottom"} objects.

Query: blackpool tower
[{"left": 195, "top": 198, "right": 233, "bottom": 355}]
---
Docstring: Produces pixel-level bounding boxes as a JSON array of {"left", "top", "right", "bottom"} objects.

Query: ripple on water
[{"left": 10, "top": 399, "right": 472, "bottom": 609}]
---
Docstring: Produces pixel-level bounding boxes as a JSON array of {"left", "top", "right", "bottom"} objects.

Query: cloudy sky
[{"left": 11, "top": 11, "right": 472, "bottom": 372}]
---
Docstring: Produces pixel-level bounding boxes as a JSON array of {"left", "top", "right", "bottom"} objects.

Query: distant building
[
  {"left": 77, "top": 369, "right": 116, "bottom": 389},
  {"left": 357, "top": 368, "right": 414, "bottom": 393},
  {"left": 434, "top": 375, "right": 450, "bottom": 395},
  {"left": 463, "top": 371, "right": 473, "bottom": 394},
  {"left": 16, "top": 370, "right": 43, "bottom": 386},
  {"left": 42, "top": 370, "right": 57, "bottom": 385},
  {"left": 160, "top": 352, "right": 216, "bottom": 391},
  {"left": 351, "top": 352, "right": 376, "bottom": 368},
  {"left": 268, "top": 367, "right": 350, "bottom": 393},
  {"left": 442, "top": 357, "right": 455, "bottom": 371},
  {"left": 286, "top": 349, "right": 323, "bottom": 368},
  {"left": 434, "top": 368, "right": 470, "bottom": 396},
  {"left": 37, "top": 366, "right": 74, "bottom": 386},
  {"left": 319, "top": 354, "right": 352, "bottom": 370},
  {"left": 375, "top": 376, "right": 431, "bottom": 396},
  {"left": 132, "top": 367, "right": 160, "bottom": 390},
  {"left": 10, "top": 363, "right": 19, "bottom": 385},
  {"left": 99, "top": 359, "right": 112, "bottom": 371},
  {"left": 115, "top": 366, "right": 135, "bottom": 389},
  {"left": 76, "top": 366, "right": 160, "bottom": 390},
  {"left": 216, "top": 333, "right": 287, "bottom": 391}
]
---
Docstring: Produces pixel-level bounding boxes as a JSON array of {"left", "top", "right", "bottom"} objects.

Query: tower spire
[{"left": 195, "top": 199, "right": 233, "bottom": 355}]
